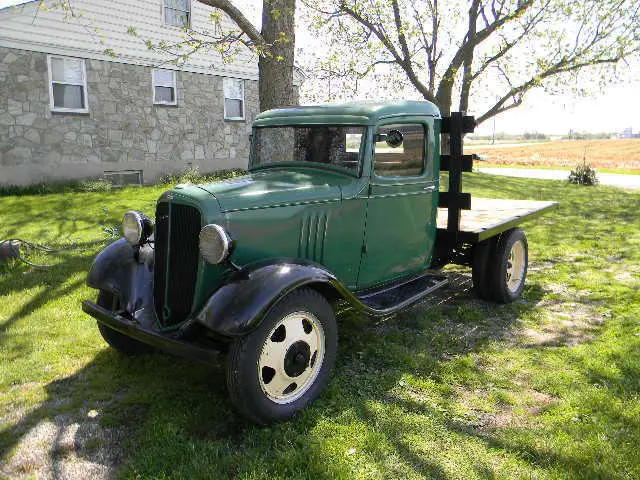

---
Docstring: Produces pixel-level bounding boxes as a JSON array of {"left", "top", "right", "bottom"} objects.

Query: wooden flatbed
[{"left": 436, "top": 197, "right": 558, "bottom": 243}]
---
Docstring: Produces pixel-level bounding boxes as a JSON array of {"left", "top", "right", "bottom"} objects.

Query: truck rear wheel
[
  {"left": 472, "top": 238, "right": 496, "bottom": 301},
  {"left": 96, "top": 291, "right": 153, "bottom": 355},
  {"left": 225, "top": 288, "right": 337, "bottom": 425},
  {"left": 489, "top": 228, "right": 528, "bottom": 303}
]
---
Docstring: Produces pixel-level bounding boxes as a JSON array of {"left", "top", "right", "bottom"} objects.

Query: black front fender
[
  {"left": 194, "top": 259, "right": 354, "bottom": 337},
  {"left": 87, "top": 238, "right": 136, "bottom": 293},
  {"left": 86, "top": 238, "right": 155, "bottom": 325}
]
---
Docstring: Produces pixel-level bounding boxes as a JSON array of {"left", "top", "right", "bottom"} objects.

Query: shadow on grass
[
  {"left": 0, "top": 242, "right": 103, "bottom": 339},
  {"left": 0, "top": 188, "right": 160, "bottom": 245},
  {"left": 1, "top": 250, "right": 637, "bottom": 478},
  {"left": 1, "top": 270, "right": 550, "bottom": 479}
]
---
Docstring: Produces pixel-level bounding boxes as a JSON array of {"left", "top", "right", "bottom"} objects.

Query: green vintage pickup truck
[{"left": 82, "top": 101, "right": 556, "bottom": 424}]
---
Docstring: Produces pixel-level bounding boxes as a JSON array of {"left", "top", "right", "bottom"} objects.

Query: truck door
[{"left": 357, "top": 121, "right": 437, "bottom": 289}]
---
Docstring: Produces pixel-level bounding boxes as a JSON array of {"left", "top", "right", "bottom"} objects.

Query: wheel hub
[
  {"left": 258, "top": 311, "right": 325, "bottom": 404},
  {"left": 506, "top": 240, "right": 526, "bottom": 293},
  {"left": 284, "top": 341, "right": 311, "bottom": 377}
]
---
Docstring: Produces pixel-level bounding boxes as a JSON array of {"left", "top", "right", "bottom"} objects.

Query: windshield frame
[{"left": 248, "top": 125, "right": 367, "bottom": 178}]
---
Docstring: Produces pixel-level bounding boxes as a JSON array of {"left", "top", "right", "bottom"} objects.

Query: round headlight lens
[
  {"left": 199, "top": 224, "right": 231, "bottom": 264},
  {"left": 122, "top": 211, "right": 153, "bottom": 245},
  {"left": 122, "top": 211, "right": 143, "bottom": 244}
]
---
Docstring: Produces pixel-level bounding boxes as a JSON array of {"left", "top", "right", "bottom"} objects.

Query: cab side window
[{"left": 374, "top": 123, "right": 425, "bottom": 177}]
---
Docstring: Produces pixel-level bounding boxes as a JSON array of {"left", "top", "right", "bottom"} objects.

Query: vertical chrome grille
[{"left": 154, "top": 201, "right": 201, "bottom": 326}]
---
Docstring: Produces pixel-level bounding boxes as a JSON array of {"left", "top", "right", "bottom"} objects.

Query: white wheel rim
[
  {"left": 258, "top": 311, "right": 325, "bottom": 404},
  {"left": 506, "top": 240, "right": 526, "bottom": 293}
]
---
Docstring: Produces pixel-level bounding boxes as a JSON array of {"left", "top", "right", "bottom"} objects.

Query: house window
[
  {"left": 224, "top": 78, "right": 244, "bottom": 120},
  {"left": 47, "top": 56, "right": 88, "bottom": 113},
  {"left": 152, "top": 69, "right": 177, "bottom": 105},
  {"left": 164, "top": 0, "right": 190, "bottom": 28}
]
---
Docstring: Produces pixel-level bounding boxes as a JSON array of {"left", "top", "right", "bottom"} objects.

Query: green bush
[
  {"left": 568, "top": 161, "right": 598, "bottom": 186},
  {"left": 78, "top": 178, "right": 113, "bottom": 192},
  {"left": 0, "top": 169, "right": 247, "bottom": 197},
  {"left": 158, "top": 167, "right": 245, "bottom": 186}
]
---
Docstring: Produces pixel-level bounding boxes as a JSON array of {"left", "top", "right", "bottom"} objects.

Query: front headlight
[
  {"left": 122, "top": 211, "right": 153, "bottom": 245},
  {"left": 199, "top": 224, "right": 232, "bottom": 264}
]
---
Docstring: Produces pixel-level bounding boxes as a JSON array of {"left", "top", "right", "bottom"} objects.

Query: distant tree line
[{"left": 470, "top": 131, "right": 615, "bottom": 141}]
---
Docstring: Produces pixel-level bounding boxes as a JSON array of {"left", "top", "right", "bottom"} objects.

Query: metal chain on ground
[{"left": 0, "top": 238, "right": 79, "bottom": 268}]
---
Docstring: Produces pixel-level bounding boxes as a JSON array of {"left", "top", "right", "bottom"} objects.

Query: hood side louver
[{"left": 298, "top": 212, "right": 329, "bottom": 263}]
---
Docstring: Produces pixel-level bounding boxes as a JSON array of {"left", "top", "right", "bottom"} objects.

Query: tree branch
[
  {"left": 196, "top": 0, "right": 264, "bottom": 47},
  {"left": 459, "top": 0, "right": 480, "bottom": 113},
  {"left": 476, "top": 54, "right": 632, "bottom": 125},
  {"left": 436, "top": 0, "right": 534, "bottom": 109},
  {"left": 338, "top": 0, "right": 436, "bottom": 102},
  {"left": 390, "top": 0, "right": 435, "bottom": 102}
]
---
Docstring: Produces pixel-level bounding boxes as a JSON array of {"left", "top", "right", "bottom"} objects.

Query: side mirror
[
  {"left": 385, "top": 130, "right": 403, "bottom": 148},
  {"left": 375, "top": 130, "right": 404, "bottom": 148}
]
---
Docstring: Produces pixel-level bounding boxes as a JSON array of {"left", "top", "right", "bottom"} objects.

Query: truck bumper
[{"left": 82, "top": 300, "right": 223, "bottom": 364}]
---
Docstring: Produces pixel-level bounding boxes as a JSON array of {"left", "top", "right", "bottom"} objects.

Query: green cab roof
[{"left": 253, "top": 100, "right": 441, "bottom": 127}]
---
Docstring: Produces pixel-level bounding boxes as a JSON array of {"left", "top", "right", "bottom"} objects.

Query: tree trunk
[
  {"left": 435, "top": 82, "right": 453, "bottom": 118},
  {"left": 258, "top": 0, "right": 298, "bottom": 111}
]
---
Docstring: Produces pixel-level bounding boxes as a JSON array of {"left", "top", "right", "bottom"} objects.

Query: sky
[
  {"left": 2, "top": 0, "right": 639, "bottom": 135},
  {"left": 474, "top": 85, "right": 640, "bottom": 136}
]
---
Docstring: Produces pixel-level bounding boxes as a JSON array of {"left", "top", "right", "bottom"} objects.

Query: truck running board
[{"left": 355, "top": 273, "right": 448, "bottom": 315}]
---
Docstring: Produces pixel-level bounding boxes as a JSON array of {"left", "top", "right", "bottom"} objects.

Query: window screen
[
  {"left": 49, "top": 56, "right": 88, "bottom": 112},
  {"left": 224, "top": 78, "right": 244, "bottom": 119},
  {"left": 374, "top": 124, "right": 425, "bottom": 177},
  {"left": 164, "top": 0, "right": 190, "bottom": 27},
  {"left": 153, "top": 69, "right": 177, "bottom": 105}
]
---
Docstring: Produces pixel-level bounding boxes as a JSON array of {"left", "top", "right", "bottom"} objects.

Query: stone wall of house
[{"left": 0, "top": 46, "right": 259, "bottom": 186}]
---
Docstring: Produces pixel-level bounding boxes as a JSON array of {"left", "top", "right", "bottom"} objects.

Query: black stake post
[{"left": 439, "top": 112, "right": 475, "bottom": 243}]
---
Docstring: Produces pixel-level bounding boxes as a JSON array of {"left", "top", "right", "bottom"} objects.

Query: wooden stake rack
[{"left": 438, "top": 112, "right": 476, "bottom": 244}]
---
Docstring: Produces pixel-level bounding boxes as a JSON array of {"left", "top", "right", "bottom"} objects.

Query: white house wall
[{"left": 0, "top": 0, "right": 258, "bottom": 79}]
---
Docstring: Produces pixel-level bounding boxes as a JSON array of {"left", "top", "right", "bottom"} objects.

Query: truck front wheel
[
  {"left": 225, "top": 288, "right": 338, "bottom": 425},
  {"left": 96, "top": 291, "right": 154, "bottom": 355}
]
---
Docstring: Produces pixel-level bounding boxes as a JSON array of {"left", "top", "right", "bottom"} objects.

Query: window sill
[
  {"left": 153, "top": 102, "right": 179, "bottom": 107},
  {"left": 224, "top": 117, "right": 246, "bottom": 122},
  {"left": 162, "top": 22, "right": 191, "bottom": 30},
  {"left": 51, "top": 109, "right": 90, "bottom": 116}
]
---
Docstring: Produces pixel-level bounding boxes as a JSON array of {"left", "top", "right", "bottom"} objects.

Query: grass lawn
[
  {"left": 475, "top": 162, "right": 640, "bottom": 176},
  {"left": 1, "top": 174, "right": 639, "bottom": 479}
]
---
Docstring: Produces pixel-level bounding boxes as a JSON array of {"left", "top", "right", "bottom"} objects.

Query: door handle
[{"left": 423, "top": 185, "right": 436, "bottom": 192}]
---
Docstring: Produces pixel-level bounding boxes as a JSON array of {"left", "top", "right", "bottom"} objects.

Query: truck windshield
[{"left": 250, "top": 126, "right": 365, "bottom": 175}]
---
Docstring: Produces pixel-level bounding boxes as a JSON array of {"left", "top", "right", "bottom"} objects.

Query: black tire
[
  {"left": 489, "top": 228, "right": 528, "bottom": 303},
  {"left": 96, "top": 291, "right": 154, "bottom": 355},
  {"left": 226, "top": 288, "right": 338, "bottom": 425},
  {"left": 472, "top": 238, "right": 496, "bottom": 300}
]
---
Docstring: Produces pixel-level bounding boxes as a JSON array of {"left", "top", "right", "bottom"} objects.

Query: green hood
[{"left": 197, "top": 168, "right": 353, "bottom": 212}]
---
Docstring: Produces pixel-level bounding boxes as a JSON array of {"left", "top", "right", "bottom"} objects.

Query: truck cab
[
  {"left": 82, "top": 101, "right": 556, "bottom": 425},
  {"left": 203, "top": 101, "right": 441, "bottom": 291}
]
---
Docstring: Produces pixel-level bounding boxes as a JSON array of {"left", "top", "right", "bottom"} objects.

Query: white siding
[{"left": 0, "top": 0, "right": 258, "bottom": 79}]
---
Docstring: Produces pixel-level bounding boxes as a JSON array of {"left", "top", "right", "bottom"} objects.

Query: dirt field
[{"left": 469, "top": 139, "right": 640, "bottom": 170}]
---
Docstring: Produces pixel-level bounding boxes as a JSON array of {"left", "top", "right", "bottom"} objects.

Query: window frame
[
  {"left": 163, "top": 0, "right": 191, "bottom": 28},
  {"left": 223, "top": 77, "right": 245, "bottom": 121},
  {"left": 152, "top": 69, "right": 178, "bottom": 106},
  {"left": 103, "top": 169, "right": 144, "bottom": 187},
  {"left": 372, "top": 122, "right": 428, "bottom": 180},
  {"left": 47, "top": 55, "right": 89, "bottom": 114}
]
